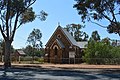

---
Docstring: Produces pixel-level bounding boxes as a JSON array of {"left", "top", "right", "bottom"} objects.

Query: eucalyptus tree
[
  {"left": 74, "top": 0, "right": 120, "bottom": 35},
  {"left": 101, "top": 37, "right": 111, "bottom": 45},
  {"left": 0, "top": 0, "right": 47, "bottom": 68},
  {"left": 27, "top": 28, "right": 42, "bottom": 62},
  {"left": 24, "top": 45, "right": 33, "bottom": 56},
  {"left": 91, "top": 31, "right": 101, "bottom": 42},
  {"left": 64, "top": 23, "right": 89, "bottom": 41}
]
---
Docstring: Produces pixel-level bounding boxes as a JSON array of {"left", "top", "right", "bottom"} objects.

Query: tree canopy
[
  {"left": 27, "top": 28, "right": 43, "bottom": 63},
  {"left": 24, "top": 45, "right": 44, "bottom": 57},
  {"left": 74, "top": 0, "right": 120, "bottom": 35},
  {"left": 64, "top": 23, "right": 89, "bottom": 41},
  {"left": 90, "top": 31, "right": 101, "bottom": 42},
  {"left": 0, "top": 0, "right": 36, "bottom": 41},
  {"left": 84, "top": 38, "right": 120, "bottom": 65},
  {"left": 0, "top": 0, "right": 47, "bottom": 68},
  {"left": 27, "top": 28, "right": 42, "bottom": 48}
]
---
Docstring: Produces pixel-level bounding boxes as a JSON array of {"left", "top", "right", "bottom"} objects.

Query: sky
[{"left": 2, "top": 0, "right": 119, "bottom": 49}]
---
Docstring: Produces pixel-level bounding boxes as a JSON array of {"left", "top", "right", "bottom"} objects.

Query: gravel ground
[{"left": 0, "top": 63, "right": 120, "bottom": 69}]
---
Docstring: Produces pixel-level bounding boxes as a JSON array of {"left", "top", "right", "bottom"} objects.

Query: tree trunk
[{"left": 4, "top": 40, "right": 11, "bottom": 69}]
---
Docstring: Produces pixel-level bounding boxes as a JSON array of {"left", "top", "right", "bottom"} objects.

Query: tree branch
[
  {"left": 16, "top": 0, "right": 37, "bottom": 30},
  {"left": 104, "top": 0, "right": 117, "bottom": 23},
  {"left": 0, "top": 25, "right": 6, "bottom": 39},
  {"left": 10, "top": 13, "right": 19, "bottom": 41},
  {"left": 6, "top": 0, "right": 11, "bottom": 39},
  {"left": 27, "top": 0, "right": 36, "bottom": 9},
  {"left": 90, "top": 20, "right": 107, "bottom": 28},
  {"left": 106, "top": 1, "right": 117, "bottom": 22},
  {"left": 20, "top": 0, "right": 36, "bottom": 14},
  {"left": 16, "top": 22, "right": 23, "bottom": 30},
  {"left": 9, "top": 18, "right": 12, "bottom": 36},
  {"left": 115, "top": 12, "right": 120, "bottom": 15},
  {"left": 0, "top": 16, "right": 6, "bottom": 31}
]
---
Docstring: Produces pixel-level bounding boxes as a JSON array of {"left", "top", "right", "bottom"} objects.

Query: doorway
[{"left": 54, "top": 46, "right": 58, "bottom": 64}]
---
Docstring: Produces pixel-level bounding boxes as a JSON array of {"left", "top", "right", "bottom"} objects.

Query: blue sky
[{"left": 9, "top": 0, "right": 119, "bottom": 49}]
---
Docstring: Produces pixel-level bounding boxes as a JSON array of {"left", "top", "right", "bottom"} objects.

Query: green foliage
[
  {"left": 109, "top": 47, "right": 120, "bottom": 64},
  {"left": 34, "top": 50, "right": 44, "bottom": 57},
  {"left": 20, "top": 7, "right": 36, "bottom": 24},
  {"left": 101, "top": 37, "right": 111, "bottom": 45},
  {"left": 107, "top": 22, "right": 120, "bottom": 36},
  {"left": 0, "top": 0, "right": 47, "bottom": 68},
  {"left": 20, "top": 56, "right": 32, "bottom": 61},
  {"left": 91, "top": 31, "right": 101, "bottom": 41},
  {"left": 38, "top": 10, "right": 48, "bottom": 21},
  {"left": 83, "top": 31, "right": 120, "bottom": 64},
  {"left": 64, "top": 23, "right": 89, "bottom": 41},
  {"left": 27, "top": 28, "right": 43, "bottom": 48},
  {"left": 110, "top": 47, "right": 120, "bottom": 57},
  {"left": 84, "top": 41, "right": 109, "bottom": 64},
  {"left": 24, "top": 45, "right": 33, "bottom": 56},
  {"left": 38, "top": 58, "right": 44, "bottom": 63},
  {"left": 24, "top": 45, "right": 44, "bottom": 57},
  {"left": 24, "top": 30, "right": 44, "bottom": 62},
  {"left": 84, "top": 40, "right": 120, "bottom": 64},
  {"left": 74, "top": 0, "right": 120, "bottom": 35}
]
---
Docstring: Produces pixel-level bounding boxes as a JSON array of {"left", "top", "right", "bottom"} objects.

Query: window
[
  {"left": 57, "top": 34, "right": 61, "bottom": 39},
  {"left": 54, "top": 47, "right": 57, "bottom": 55}
]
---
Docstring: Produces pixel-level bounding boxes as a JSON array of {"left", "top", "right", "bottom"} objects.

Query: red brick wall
[{"left": 45, "top": 28, "right": 83, "bottom": 64}]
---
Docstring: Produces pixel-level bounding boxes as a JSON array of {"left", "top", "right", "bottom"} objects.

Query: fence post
[{"left": 19, "top": 56, "right": 21, "bottom": 63}]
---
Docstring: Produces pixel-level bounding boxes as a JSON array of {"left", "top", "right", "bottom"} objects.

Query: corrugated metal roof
[
  {"left": 46, "top": 26, "right": 77, "bottom": 47},
  {"left": 77, "top": 42, "right": 88, "bottom": 48},
  {"left": 46, "top": 26, "right": 88, "bottom": 48},
  {"left": 61, "top": 27, "right": 88, "bottom": 48},
  {"left": 60, "top": 27, "right": 78, "bottom": 46},
  {"left": 17, "top": 50, "right": 26, "bottom": 55},
  {"left": 56, "top": 39, "right": 65, "bottom": 48}
]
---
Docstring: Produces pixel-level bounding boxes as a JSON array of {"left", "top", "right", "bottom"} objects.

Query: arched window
[
  {"left": 53, "top": 45, "right": 58, "bottom": 56},
  {"left": 54, "top": 47, "right": 57, "bottom": 55}
]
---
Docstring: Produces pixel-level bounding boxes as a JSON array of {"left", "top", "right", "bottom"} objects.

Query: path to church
[{"left": 0, "top": 63, "right": 120, "bottom": 79}]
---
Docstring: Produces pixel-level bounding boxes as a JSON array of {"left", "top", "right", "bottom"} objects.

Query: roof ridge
[
  {"left": 46, "top": 25, "right": 78, "bottom": 47},
  {"left": 60, "top": 27, "right": 78, "bottom": 46}
]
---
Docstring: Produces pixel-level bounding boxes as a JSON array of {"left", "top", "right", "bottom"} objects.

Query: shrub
[
  {"left": 38, "top": 58, "right": 44, "bottom": 63},
  {"left": 109, "top": 47, "right": 120, "bottom": 64},
  {"left": 83, "top": 40, "right": 116, "bottom": 64}
]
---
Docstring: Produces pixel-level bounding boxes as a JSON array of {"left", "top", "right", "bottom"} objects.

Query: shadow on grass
[{"left": 0, "top": 66, "right": 120, "bottom": 80}]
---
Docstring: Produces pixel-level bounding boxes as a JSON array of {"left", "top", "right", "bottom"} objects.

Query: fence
[
  {"left": 0, "top": 56, "right": 120, "bottom": 65},
  {"left": 45, "top": 58, "right": 83, "bottom": 64},
  {"left": 0, "top": 56, "right": 44, "bottom": 64},
  {"left": 45, "top": 58, "right": 120, "bottom": 65},
  {"left": 83, "top": 58, "right": 120, "bottom": 65}
]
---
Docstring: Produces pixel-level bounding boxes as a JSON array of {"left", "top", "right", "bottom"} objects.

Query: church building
[{"left": 45, "top": 26, "right": 87, "bottom": 64}]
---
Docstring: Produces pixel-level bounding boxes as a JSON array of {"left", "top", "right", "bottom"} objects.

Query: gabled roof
[
  {"left": 61, "top": 27, "right": 88, "bottom": 48},
  {"left": 60, "top": 27, "right": 78, "bottom": 46},
  {"left": 46, "top": 26, "right": 77, "bottom": 47},
  {"left": 56, "top": 39, "right": 65, "bottom": 48},
  {"left": 77, "top": 42, "right": 88, "bottom": 48},
  {"left": 46, "top": 26, "right": 88, "bottom": 48},
  {"left": 17, "top": 50, "right": 26, "bottom": 55}
]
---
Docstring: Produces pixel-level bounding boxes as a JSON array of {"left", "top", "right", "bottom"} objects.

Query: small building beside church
[
  {"left": 14, "top": 49, "right": 26, "bottom": 63},
  {"left": 45, "top": 26, "right": 87, "bottom": 64}
]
